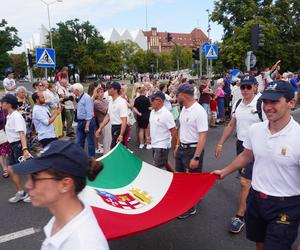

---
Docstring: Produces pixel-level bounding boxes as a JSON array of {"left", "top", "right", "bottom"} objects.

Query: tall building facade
[{"left": 143, "top": 27, "right": 208, "bottom": 52}]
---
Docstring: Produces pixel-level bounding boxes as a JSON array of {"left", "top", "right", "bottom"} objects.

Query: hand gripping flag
[{"left": 79, "top": 144, "right": 218, "bottom": 240}]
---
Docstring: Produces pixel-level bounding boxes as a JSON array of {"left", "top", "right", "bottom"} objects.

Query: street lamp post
[
  {"left": 206, "top": 9, "right": 212, "bottom": 79},
  {"left": 40, "top": 0, "right": 62, "bottom": 49},
  {"left": 40, "top": 0, "right": 62, "bottom": 79}
]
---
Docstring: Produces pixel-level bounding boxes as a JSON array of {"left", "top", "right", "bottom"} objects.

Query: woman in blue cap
[{"left": 11, "top": 140, "right": 109, "bottom": 250}]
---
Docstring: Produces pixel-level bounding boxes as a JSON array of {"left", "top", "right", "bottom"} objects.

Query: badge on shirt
[
  {"left": 276, "top": 213, "right": 290, "bottom": 225},
  {"left": 186, "top": 117, "right": 189, "bottom": 122},
  {"left": 281, "top": 147, "right": 287, "bottom": 156}
]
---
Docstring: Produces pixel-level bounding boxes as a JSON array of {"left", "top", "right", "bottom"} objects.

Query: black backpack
[{"left": 232, "top": 98, "right": 263, "bottom": 122}]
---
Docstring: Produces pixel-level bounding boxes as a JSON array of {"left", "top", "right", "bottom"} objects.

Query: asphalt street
[{"left": 0, "top": 110, "right": 300, "bottom": 250}]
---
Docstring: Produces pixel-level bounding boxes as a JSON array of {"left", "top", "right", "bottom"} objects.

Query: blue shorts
[
  {"left": 236, "top": 140, "right": 253, "bottom": 180},
  {"left": 245, "top": 188, "right": 300, "bottom": 250}
]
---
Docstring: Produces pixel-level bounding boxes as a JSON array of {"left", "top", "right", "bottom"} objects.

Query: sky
[{"left": 1, "top": 0, "right": 224, "bottom": 53}]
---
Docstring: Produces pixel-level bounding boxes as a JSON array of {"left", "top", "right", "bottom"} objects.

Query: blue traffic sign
[
  {"left": 36, "top": 48, "right": 56, "bottom": 68},
  {"left": 202, "top": 42, "right": 210, "bottom": 52},
  {"left": 204, "top": 45, "right": 218, "bottom": 59}
]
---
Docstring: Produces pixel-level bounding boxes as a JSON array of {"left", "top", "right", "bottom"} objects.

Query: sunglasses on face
[{"left": 240, "top": 85, "right": 252, "bottom": 90}]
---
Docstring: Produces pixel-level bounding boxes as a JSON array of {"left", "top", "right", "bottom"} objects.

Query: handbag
[
  {"left": 0, "top": 129, "right": 8, "bottom": 145},
  {"left": 127, "top": 111, "right": 136, "bottom": 126}
]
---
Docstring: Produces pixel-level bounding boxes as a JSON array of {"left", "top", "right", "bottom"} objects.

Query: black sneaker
[{"left": 177, "top": 207, "right": 197, "bottom": 219}]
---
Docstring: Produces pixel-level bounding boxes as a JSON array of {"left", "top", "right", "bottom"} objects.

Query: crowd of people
[{"left": 1, "top": 63, "right": 300, "bottom": 250}]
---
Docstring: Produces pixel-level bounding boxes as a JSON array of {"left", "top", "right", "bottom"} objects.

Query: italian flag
[{"left": 79, "top": 144, "right": 217, "bottom": 240}]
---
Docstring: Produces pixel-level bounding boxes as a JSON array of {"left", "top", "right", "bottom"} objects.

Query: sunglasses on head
[{"left": 240, "top": 85, "right": 252, "bottom": 90}]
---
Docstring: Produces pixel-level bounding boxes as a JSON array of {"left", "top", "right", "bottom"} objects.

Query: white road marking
[{"left": 0, "top": 227, "right": 41, "bottom": 244}]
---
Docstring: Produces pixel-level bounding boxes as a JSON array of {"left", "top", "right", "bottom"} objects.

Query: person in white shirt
[
  {"left": 175, "top": 83, "right": 208, "bottom": 219},
  {"left": 148, "top": 91, "right": 177, "bottom": 170},
  {"left": 3, "top": 70, "right": 16, "bottom": 94},
  {"left": 96, "top": 82, "right": 128, "bottom": 149},
  {"left": 11, "top": 140, "right": 109, "bottom": 250},
  {"left": 2, "top": 94, "right": 31, "bottom": 203},
  {"left": 215, "top": 75, "right": 264, "bottom": 234},
  {"left": 213, "top": 80, "right": 300, "bottom": 250}
]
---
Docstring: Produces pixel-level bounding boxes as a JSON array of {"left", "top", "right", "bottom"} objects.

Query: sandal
[{"left": 2, "top": 169, "right": 9, "bottom": 178}]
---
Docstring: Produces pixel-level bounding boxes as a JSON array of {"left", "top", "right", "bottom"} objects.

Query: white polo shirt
[
  {"left": 243, "top": 117, "right": 300, "bottom": 197},
  {"left": 149, "top": 106, "right": 175, "bottom": 149},
  {"left": 179, "top": 102, "right": 208, "bottom": 144},
  {"left": 5, "top": 110, "right": 27, "bottom": 143},
  {"left": 108, "top": 96, "right": 128, "bottom": 125},
  {"left": 232, "top": 94, "right": 263, "bottom": 142},
  {"left": 42, "top": 205, "right": 109, "bottom": 250}
]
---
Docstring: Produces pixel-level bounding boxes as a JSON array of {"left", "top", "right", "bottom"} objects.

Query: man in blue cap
[{"left": 213, "top": 80, "right": 300, "bottom": 250}]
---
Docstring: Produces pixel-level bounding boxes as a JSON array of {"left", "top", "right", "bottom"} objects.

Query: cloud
[{"left": 1, "top": 0, "right": 160, "bottom": 52}]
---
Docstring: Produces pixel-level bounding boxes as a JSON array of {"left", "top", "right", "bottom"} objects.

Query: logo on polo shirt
[
  {"left": 281, "top": 147, "right": 287, "bottom": 156},
  {"left": 276, "top": 213, "right": 290, "bottom": 225}
]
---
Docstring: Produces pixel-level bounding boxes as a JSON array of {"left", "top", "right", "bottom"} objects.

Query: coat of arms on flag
[{"left": 79, "top": 144, "right": 218, "bottom": 240}]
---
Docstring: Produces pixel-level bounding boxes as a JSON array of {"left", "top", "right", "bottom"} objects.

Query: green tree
[
  {"left": 10, "top": 53, "right": 27, "bottom": 77},
  {"left": 211, "top": 0, "right": 300, "bottom": 72},
  {"left": 0, "top": 19, "right": 22, "bottom": 74}
]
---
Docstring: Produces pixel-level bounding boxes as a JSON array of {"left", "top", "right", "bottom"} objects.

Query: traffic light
[
  {"left": 192, "top": 48, "right": 200, "bottom": 60},
  {"left": 166, "top": 33, "right": 172, "bottom": 42},
  {"left": 251, "top": 24, "right": 264, "bottom": 51},
  {"left": 28, "top": 53, "right": 35, "bottom": 67}
]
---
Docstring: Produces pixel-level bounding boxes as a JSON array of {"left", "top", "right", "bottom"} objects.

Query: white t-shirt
[
  {"left": 58, "top": 86, "right": 74, "bottom": 109},
  {"left": 3, "top": 78, "right": 16, "bottom": 94},
  {"left": 164, "top": 93, "right": 172, "bottom": 111},
  {"left": 149, "top": 106, "right": 175, "bottom": 149},
  {"left": 108, "top": 96, "right": 128, "bottom": 125},
  {"left": 243, "top": 118, "right": 300, "bottom": 197},
  {"left": 5, "top": 110, "right": 27, "bottom": 143},
  {"left": 231, "top": 85, "right": 242, "bottom": 107},
  {"left": 42, "top": 205, "right": 109, "bottom": 250},
  {"left": 232, "top": 95, "right": 263, "bottom": 142},
  {"left": 179, "top": 102, "right": 208, "bottom": 143}
]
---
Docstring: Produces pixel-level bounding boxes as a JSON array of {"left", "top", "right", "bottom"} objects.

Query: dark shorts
[
  {"left": 224, "top": 94, "right": 231, "bottom": 109},
  {"left": 152, "top": 148, "right": 169, "bottom": 169},
  {"left": 39, "top": 137, "right": 57, "bottom": 148},
  {"left": 111, "top": 125, "right": 128, "bottom": 149},
  {"left": 8, "top": 141, "right": 23, "bottom": 165},
  {"left": 236, "top": 140, "right": 253, "bottom": 180},
  {"left": 245, "top": 188, "right": 300, "bottom": 250},
  {"left": 175, "top": 146, "right": 204, "bottom": 173}
]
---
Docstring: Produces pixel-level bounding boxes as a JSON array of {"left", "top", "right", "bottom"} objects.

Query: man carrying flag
[{"left": 175, "top": 83, "right": 208, "bottom": 219}]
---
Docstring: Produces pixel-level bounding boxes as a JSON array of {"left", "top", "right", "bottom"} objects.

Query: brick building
[{"left": 143, "top": 27, "right": 208, "bottom": 52}]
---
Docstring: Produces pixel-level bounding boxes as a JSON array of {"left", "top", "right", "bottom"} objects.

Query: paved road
[{"left": 0, "top": 112, "right": 300, "bottom": 250}]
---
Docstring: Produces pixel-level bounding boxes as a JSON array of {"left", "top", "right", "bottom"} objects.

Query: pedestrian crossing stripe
[
  {"left": 207, "top": 46, "right": 217, "bottom": 57},
  {"left": 37, "top": 50, "right": 54, "bottom": 65}
]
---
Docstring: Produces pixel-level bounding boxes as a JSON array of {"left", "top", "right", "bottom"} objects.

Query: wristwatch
[{"left": 193, "top": 156, "right": 200, "bottom": 161}]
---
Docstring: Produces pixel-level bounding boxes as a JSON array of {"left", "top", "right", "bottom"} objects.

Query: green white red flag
[{"left": 79, "top": 144, "right": 217, "bottom": 240}]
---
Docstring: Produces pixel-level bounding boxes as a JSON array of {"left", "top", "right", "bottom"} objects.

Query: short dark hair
[
  {"left": 159, "top": 83, "right": 166, "bottom": 91},
  {"left": 32, "top": 92, "right": 39, "bottom": 104}
]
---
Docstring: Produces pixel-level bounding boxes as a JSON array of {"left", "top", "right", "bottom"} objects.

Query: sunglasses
[
  {"left": 240, "top": 85, "right": 252, "bottom": 90},
  {"left": 28, "top": 173, "right": 62, "bottom": 187},
  {"left": 38, "top": 84, "right": 44, "bottom": 87}
]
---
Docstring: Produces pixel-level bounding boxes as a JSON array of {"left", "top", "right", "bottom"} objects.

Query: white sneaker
[
  {"left": 23, "top": 195, "right": 31, "bottom": 203},
  {"left": 95, "top": 148, "right": 104, "bottom": 154},
  {"left": 146, "top": 144, "right": 152, "bottom": 150},
  {"left": 8, "top": 191, "right": 28, "bottom": 203},
  {"left": 139, "top": 144, "right": 144, "bottom": 149}
]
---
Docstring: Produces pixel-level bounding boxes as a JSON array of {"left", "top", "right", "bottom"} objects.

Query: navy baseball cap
[
  {"left": 260, "top": 80, "right": 295, "bottom": 101},
  {"left": 12, "top": 140, "right": 89, "bottom": 178},
  {"left": 108, "top": 81, "right": 121, "bottom": 90},
  {"left": 176, "top": 83, "right": 194, "bottom": 96},
  {"left": 151, "top": 91, "right": 165, "bottom": 101},
  {"left": 1, "top": 94, "right": 18, "bottom": 107},
  {"left": 240, "top": 75, "right": 257, "bottom": 86}
]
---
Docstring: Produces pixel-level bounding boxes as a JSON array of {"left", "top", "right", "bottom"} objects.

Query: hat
[
  {"left": 240, "top": 75, "right": 257, "bottom": 85},
  {"left": 176, "top": 83, "right": 194, "bottom": 96},
  {"left": 151, "top": 91, "right": 165, "bottom": 101},
  {"left": 5, "top": 68, "right": 14, "bottom": 77},
  {"left": 12, "top": 140, "right": 89, "bottom": 177},
  {"left": 108, "top": 81, "right": 121, "bottom": 90},
  {"left": 260, "top": 80, "right": 295, "bottom": 101},
  {"left": 1, "top": 94, "right": 18, "bottom": 107}
]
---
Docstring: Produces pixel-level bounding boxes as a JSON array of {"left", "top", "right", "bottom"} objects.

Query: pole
[
  {"left": 145, "top": 0, "right": 148, "bottom": 31},
  {"left": 199, "top": 48, "right": 202, "bottom": 78},
  {"left": 47, "top": 5, "right": 53, "bottom": 49},
  {"left": 176, "top": 45, "right": 179, "bottom": 71},
  {"left": 26, "top": 49, "right": 34, "bottom": 83}
]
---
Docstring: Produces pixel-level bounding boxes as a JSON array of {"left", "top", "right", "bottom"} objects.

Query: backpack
[{"left": 232, "top": 98, "right": 263, "bottom": 122}]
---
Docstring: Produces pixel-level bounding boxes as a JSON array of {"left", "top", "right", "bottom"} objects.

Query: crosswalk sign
[
  {"left": 36, "top": 48, "right": 56, "bottom": 68},
  {"left": 204, "top": 45, "right": 218, "bottom": 59}
]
